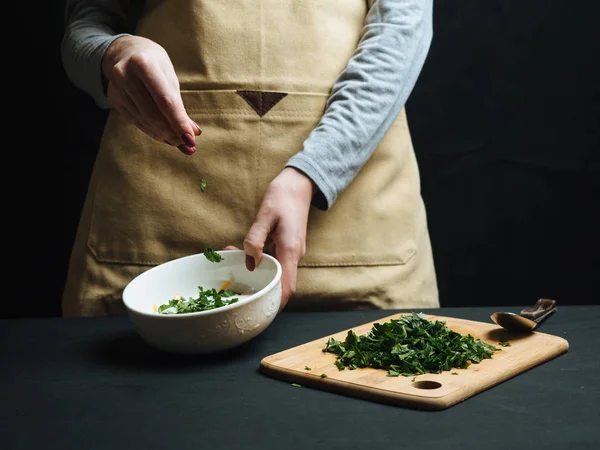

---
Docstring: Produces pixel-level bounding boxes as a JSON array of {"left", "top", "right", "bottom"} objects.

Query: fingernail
[
  {"left": 245, "top": 255, "right": 255, "bottom": 271},
  {"left": 178, "top": 144, "right": 196, "bottom": 155},
  {"left": 193, "top": 121, "right": 202, "bottom": 135},
  {"left": 182, "top": 132, "right": 196, "bottom": 147}
]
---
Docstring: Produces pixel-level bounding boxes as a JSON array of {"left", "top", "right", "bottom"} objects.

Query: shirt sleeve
[
  {"left": 285, "top": 0, "right": 434, "bottom": 210},
  {"left": 61, "top": 0, "right": 136, "bottom": 109}
]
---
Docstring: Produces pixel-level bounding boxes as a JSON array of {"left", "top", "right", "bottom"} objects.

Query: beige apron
[{"left": 62, "top": 0, "right": 439, "bottom": 316}]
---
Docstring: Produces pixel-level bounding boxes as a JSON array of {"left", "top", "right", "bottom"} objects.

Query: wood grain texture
[{"left": 259, "top": 313, "right": 569, "bottom": 410}]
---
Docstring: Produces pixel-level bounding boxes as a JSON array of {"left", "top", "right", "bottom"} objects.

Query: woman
[{"left": 61, "top": 0, "right": 439, "bottom": 316}]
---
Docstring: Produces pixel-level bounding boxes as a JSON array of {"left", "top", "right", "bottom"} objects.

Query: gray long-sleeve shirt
[{"left": 62, "top": 0, "right": 433, "bottom": 210}]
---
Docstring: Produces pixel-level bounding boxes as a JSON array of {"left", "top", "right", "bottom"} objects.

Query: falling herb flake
[
  {"left": 323, "top": 312, "right": 500, "bottom": 377},
  {"left": 499, "top": 340, "right": 511, "bottom": 347},
  {"left": 291, "top": 383, "right": 302, "bottom": 388},
  {"left": 411, "top": 377, "right": 416, "bottom": 382},
  {"left": 157, "top": 286, "right": 238, "bottom": 314},
  {"left": 452, "top": 372, "right": 459, "bottom": 375},
  {"left": 203, "top": 248, "right": 223, "bottom": 263},
  {"left": 320, "top": 373, "right": 327, "bottom": 378},
  {"left": 304, "top": 366, "right": 312, "bottom": 371},
  {"left": 200, "top": 179, "right": 207, "bottom": 192}
]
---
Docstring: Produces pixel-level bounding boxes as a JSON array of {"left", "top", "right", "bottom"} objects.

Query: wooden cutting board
[{"left": 259, "top": 313, "right": 569, "bottom": 410}]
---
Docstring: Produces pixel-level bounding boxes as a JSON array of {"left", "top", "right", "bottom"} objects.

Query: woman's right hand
[{"left": 102, "top": 35, "right": 201, "bottom": 155}]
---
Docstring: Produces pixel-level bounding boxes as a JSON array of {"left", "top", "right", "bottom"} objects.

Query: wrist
[
  {"left": 284, "top": 167, "right": 317, "bottom": 198},
  {"left": 101, "top": 35, "right": 132, "bottom": 82}
]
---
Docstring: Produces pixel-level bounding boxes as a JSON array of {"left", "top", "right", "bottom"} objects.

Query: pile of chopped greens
[
  {"left": 323, "top": 312, "right": 500, "bottom": 377},
  {"left": 157, "top": 286, "right": 239, "bottom": 314}
]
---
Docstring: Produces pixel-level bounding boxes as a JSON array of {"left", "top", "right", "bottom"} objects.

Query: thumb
[{"left": 243, "top": 212, "right": 275, "bottom": 272}]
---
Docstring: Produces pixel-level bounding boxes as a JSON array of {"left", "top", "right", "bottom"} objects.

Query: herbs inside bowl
[
  {"left": 153, "top": 247, "right": 235, "bottom": 314},
  {"left": 157, "top": 286, "right": 240, "bottom": 314}
]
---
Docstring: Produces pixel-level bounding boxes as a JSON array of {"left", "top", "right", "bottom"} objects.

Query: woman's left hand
[{"left": 229, "top": 168, "right": 315, "bottom": 312}]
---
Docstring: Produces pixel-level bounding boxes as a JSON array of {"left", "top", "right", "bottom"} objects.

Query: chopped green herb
[
  {"left": 323, "top": 312, "right": 500, "bottom": 377},
  {"left": 200, "top": 179, "right": 207, "bottom": 192},
  {"left": 203, "top": 248, "right": 223, "bottom": 263},
  {"left": 499, "top": 340, "right": 511, "bottom": 347},
  {"left": 411, "top": 377, "right": 416, "bottom": 382},
  {"left": 320, "top": 373, "right": 327, "bottom": 378},
  {"left": 291, "top": 383, "right": 302, "bottom": 388},
  {"left": 157, "top": 286, "right": 238, "bottom": 314},
  {"left": 334, "top": 360, "right": 345, "bottom": 371},
  {"left": 451, "top": 372, "right": 458, "bottom": 375},
  {"left": 304, "top": 366, "right": 312, "bottom": 371}
]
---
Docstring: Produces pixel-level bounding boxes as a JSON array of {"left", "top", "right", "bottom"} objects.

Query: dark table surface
[{"left": 1, "top": 306, "right": 599, "bottom": 450}]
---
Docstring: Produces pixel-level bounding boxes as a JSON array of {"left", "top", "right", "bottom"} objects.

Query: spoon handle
[{"left": 520, "top": 298, "right": 557, "bottom": 324}]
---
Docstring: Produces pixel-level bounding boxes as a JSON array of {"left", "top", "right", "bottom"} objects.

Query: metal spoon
[{"left": 491, "top": 298, "right": 557, "bottom": 332}]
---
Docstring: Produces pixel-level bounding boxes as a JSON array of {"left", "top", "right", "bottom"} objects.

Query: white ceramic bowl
[{"left": 122, "top": 250, "right": 282, "bottom": 354}]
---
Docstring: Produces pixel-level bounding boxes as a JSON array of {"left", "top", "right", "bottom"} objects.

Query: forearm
[
  {"left": 286, "top": 0, "right": 433, "bottom": 210},
  {"left": 61, "top": 0, "right": 134, "bottom": 109}
]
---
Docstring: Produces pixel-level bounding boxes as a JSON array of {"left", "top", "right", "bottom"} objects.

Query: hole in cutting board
[{"left": 412, "top": 381, "right": 442, "bottom": 390}]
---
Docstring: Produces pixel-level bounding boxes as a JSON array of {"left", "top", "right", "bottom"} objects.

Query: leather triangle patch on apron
[{"left": 236, "top": 90, "right": 288, "bottom": 117}]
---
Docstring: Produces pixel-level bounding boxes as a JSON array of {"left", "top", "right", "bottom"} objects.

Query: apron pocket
[{"left": 87, "top": 90, "right": 420, "bottom": 268}]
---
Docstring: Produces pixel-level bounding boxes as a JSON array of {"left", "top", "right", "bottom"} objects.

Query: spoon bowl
[
  {"left": 491, "top": 298, "right": 557, "bottom": 332},
  {"left": 490, "top": 311, "right": 538, "bottom": 331}
]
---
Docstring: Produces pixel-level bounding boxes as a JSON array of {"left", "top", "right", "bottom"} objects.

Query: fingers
[
  {"left": 271, "top": 216, "right": 306, "bottom": 312},
  {"left": 264, "top": 239, "right": 276, "bottom": 256},
  {"left": 109, "top": 53, "right": 200, "bottom": 155},
  {"left": 108, "top": 84, "right": 166, "bottom": 144},
  {"left": 243, "top": 209, "right": 276, "bottom": 272},
  {"left": 133, "top": 59, "right": 199, "bottom": 153},
  {"left": 119, "top": 74, "right": 180, "bottom": 143},
  {"left": 275, "top": 243, "right": 300, "bottom": 313},
  {"left": 223, "top": 240, "right": 292, "bottom": 313},
  {"left": 190, "top": 120, "right": 202, "bottom": 136}
]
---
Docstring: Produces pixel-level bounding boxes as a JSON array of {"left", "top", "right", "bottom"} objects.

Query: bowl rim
[{"left": 122, "top": 250, "right": 282, "bottom": 319}]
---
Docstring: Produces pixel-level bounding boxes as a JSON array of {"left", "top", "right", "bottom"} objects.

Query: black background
[{"left": 18, "top": 0, "right": 599, "bottom": 318}]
